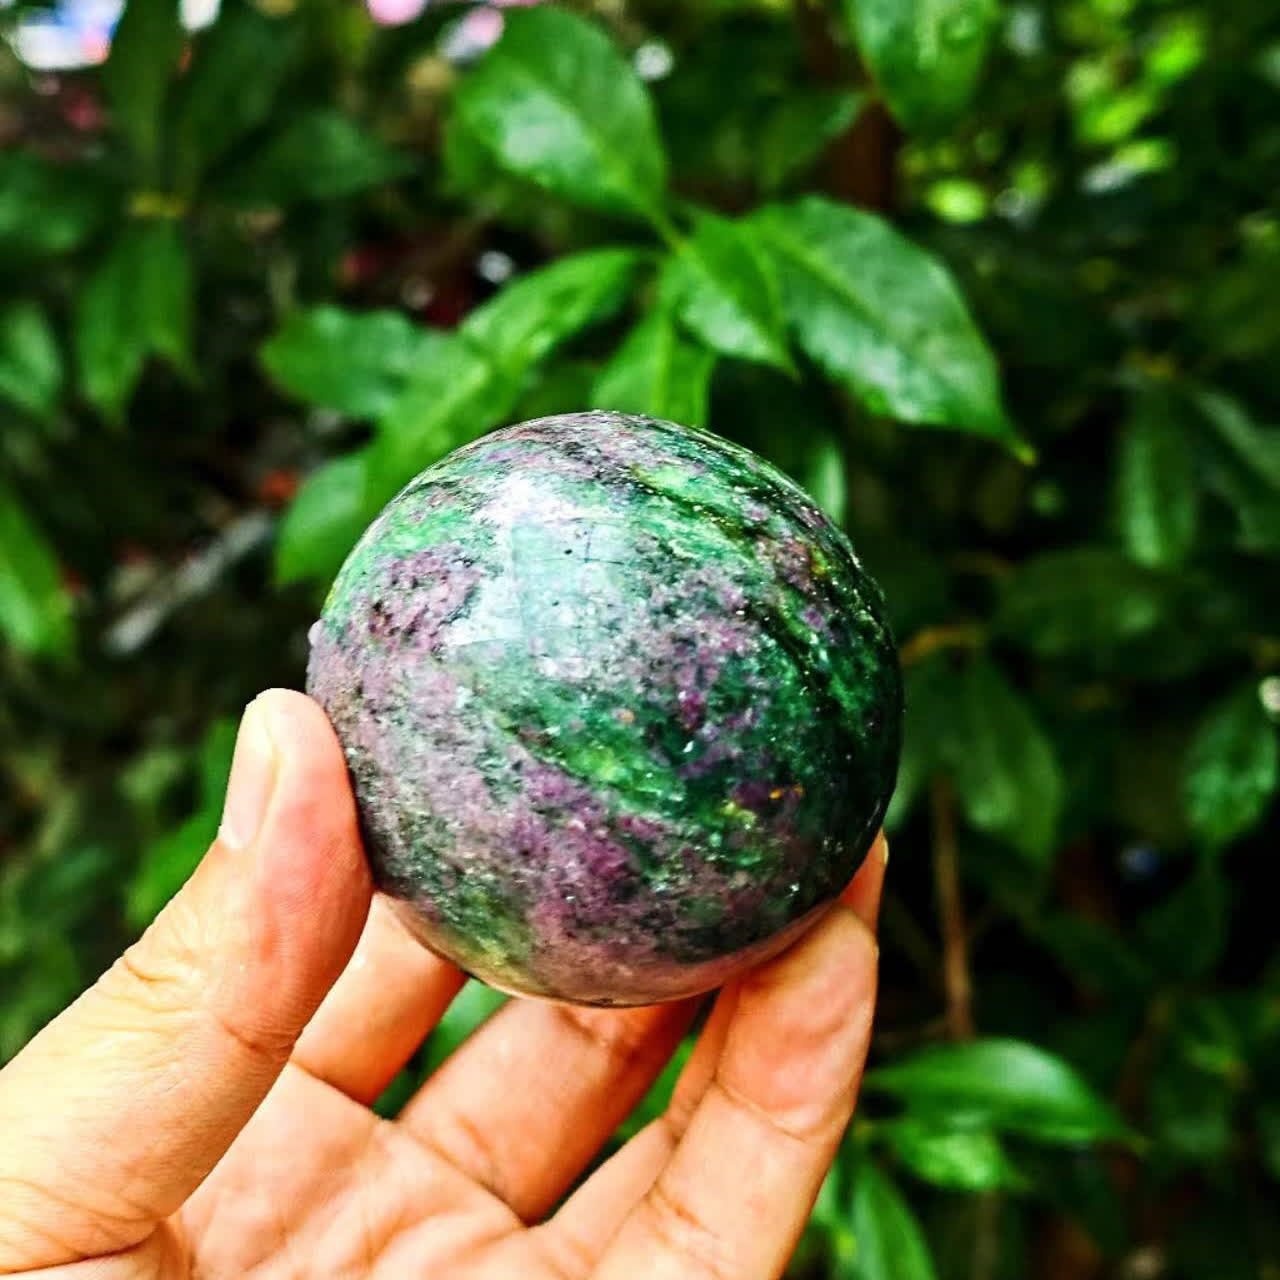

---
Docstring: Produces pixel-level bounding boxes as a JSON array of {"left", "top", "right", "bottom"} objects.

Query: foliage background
[{"left": 3, "top": 0, "right": 1280, "bottom": 1274}]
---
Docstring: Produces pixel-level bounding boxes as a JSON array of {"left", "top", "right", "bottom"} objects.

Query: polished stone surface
[{"left": 308, "top": 413, "right": 901, "bottom": 1004}]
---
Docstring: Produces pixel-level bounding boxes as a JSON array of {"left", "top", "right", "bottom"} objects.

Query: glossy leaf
[
  {"left": 0, "top": 154, "right": 105, "bottom": 262},
  {"left": 996, "top": 549, "right": 1171, "bottom": 663},
  {"left": 884, "top": 1118, "right": 1027, "bottom": 1192},
  {"left": 845, "top": 0, "right": 1001, "bottom": 132},
  {"left": 759, "top": 89, "right": 865, "bottom": 193},
  {"left": 1195, "top": 389, "right": 1280, "bottom": 554},
  {"left": 0, "top": 483, "right": 73, "bottom": 659},
  {"left": 661, "top": 213, "right": 791, "bottom": 370},
  {"left": 865, "top": 1038, "right": 1130, "bottom": 1144},
  {"left": 850, "top": 1163, "right": 939, "bottom": 1280},
  {"left": 173, "top": 0, "right": 298, "bottom": 190},
  {"left": 514, "top": 360, "right": 600, "bottom": 422},
  {"left": 1196, "top": 389, "right": 1280, "bottom": 489},
  {"left": 126, "top": 719, "right": 237, "bottom": 928},
  {"left": 261, "top": 307, "right": 444, "bottom": 420},
  {"left": 441, "top": 108, "right": 509, "bottom": 199},
  {"left": 1114, "top": 390, "right": 1199, "bottom": 567},
  {"left": 231, "top": 110, "right": 413, "bottom": 204},
  {"left": 275, "top": 452, "right": 373, "bottom": 587},
  {"left": 592, "top": 309, "right": 717, "bottom": 428},
  {"left": 1137, "top": 861, "right": 1230, "bottom": 981},
  {"left": 752, "top": 197, "right": 1020, "bottom": 451},
  {"left": 1182, "top": 683, "right": 1278, "bottom": 851},
  {"left": 451, "top": 6, "right": 667, "bottom": 220},
  {"left": 103, "top": 0, "right": 184, "bottom": 173},
  {"left": 802, "top": 438, "right": 848, "bottom": 524},
  {"left": 1033, "top": 914, "right": 1156, "bottom": 999},
  {"left": 462, "top": 249, "right": 645, "bottom": 372},
  {"left": 75, "top": 220, "right": 193, "bottom": 421},
  {"left": 0, "top": 302, "right": 63, "bottom": 419},
  {"left": 1149, "top": 1054, "right": 1234, "bottom": 1165},
  {"left": 370, "top": 336, "right": 521, "bottom": 507},
  {"left": 940, "top": 659, "right": 1065, "bottom": 863}
]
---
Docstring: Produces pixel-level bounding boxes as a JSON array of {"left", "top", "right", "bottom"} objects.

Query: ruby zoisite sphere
[{"left": 307, "top": 412, "right": 902, "bottom": 1006}]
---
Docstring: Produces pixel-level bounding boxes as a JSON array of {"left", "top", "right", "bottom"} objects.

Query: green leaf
[
  {"left": 995, "top": 549, "right": 1171, "bottom": 664},
  {"left": 940, "top": 659, "right": 1065, "bottom": 863},
  {"left": 231, "top": 110, "right": 413, "bottom": 204},
  {"left": 1137, "top": 861, "right": 1231, "bottom": 981},
  {"left": 661, "top": 213, "right": 792, "bottom": 371},
  {"left": 865, "top": 1038, "right": 1131, "bottom": 1144},
  {"left": 0, "top": 482, "right": 73, "bottom": 659},
  {"left": 356, "top": 251, "right": 643, "bottom": 517},
  {"left": 451, "top": 6, "right": 667, "bottom": 220},
  {"left": 592, "top": 309, "right": 717, "bottom": 428},
  {"left": 370, "top": 335, "right": 522, "bottom": 507},
  {"left": 441, "top": 108, "right": 508, "bottom": 199},
  {"left": 461, "top": 249, "right": 645, "bottom": 372},
  {"left": 0, "top": 302, "right": 63, "bottom": 419},
  {"left": 759, "top": 89, "right": 865, "bottom": 193},
  {"left": 844, "top": 0, "right": 1001, "bottom": 133},
  {"left": 802, "top": 437, "right": 848, "bottom": 525},
  {"left": 514, "top": 360, "right": 600, "bottom": 422},
  {"left": 1032, "top": 914, "right": 1156, "bottom": 999},
  {"left": 0, "top": 153, "right": 106, "bottom": 262},
  {"left": 103, "top": 0, "right": 184, "bottom": 174},
  {"left": 275, "top": 452, "right": 373, "bottom": 587},
  {"left": 752, "top": 197, "right": 1020, "bottom": 452},
  {"left": 173, "top": 0, "right": 298, "bottom": 191},
  {"left": 884, "top": 713, "right": 926, "bottom": 833},
  {"left": 883, "top": 655, "right": 956, "bottom": 833},
  {"left": 1196, "top": 390, "right": 1280, "bottom": 489},
  {"left": 1194, "top": 390, "right": 1280, "bottom": 554},
  {"left": 1149, "top": 1054, "right": 1234, "bottom": 1165},
  {"left": 1113, "top": 389, "right": 1199, "bottom": 568},
  {"left": 126, "top": 718, "right": 237, "bottom": 928},
  {"left": 850, "top": 1163, "right": 939, "bottom": 1280},
  {"left": 883, "top": 1117, "right": 1027, "bottom": 1192},
  {"left": 1182, "top": 683, "right": 1278, "bottom": 851},
  {"left": 75, "top": 220, "right": 194, "bottom": 421},
  {"left": 1259, "top": 1103, "right": 1280, "bottom": 1184},
  {"left": 261, "top": 307, "right": 443, "bottom": 420}
]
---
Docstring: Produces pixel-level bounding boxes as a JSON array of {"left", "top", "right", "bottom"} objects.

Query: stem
[
  {"left": 931, "top": 775, "right": 975, "bottom": 1040},
  {"left": 900, "top": 623, "right": 985, "bottom": 667},
  {"left": 643, "top": 204, "right": 685, "bottom": 253},
  {"left": 973, "top": 1192, "right": 1001, "bottom": 1280},
  {"left": 881, "top": 892, "right": 944, "bottom": 990}
]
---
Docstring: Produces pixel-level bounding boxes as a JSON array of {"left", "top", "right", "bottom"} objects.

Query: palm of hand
[
  {"left": 175, "top": 905, "right": 700, "bottom": 1280},
  {"left": 0, "top": 693, "right": 882, "bottom": 1280},
  {"left": 180, "top": 884, "right": 877, "bottom": 1280}
]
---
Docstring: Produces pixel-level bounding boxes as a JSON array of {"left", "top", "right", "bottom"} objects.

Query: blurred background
[{"left": 2, "top": 0, "right": 1279, "bottom": 1275}]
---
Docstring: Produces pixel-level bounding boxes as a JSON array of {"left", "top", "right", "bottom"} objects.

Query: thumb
[{"left": 0, "top": 690, "right": 372, "bottom": 1269}]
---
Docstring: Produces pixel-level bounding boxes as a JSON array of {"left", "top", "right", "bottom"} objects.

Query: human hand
[{"left": 0, "top": 689, "right": 884, "bottom": 1280}]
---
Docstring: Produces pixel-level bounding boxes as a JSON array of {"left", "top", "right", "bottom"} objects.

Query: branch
[{"left": 930, "top": 775, "right": 975, "bottom": 1040}]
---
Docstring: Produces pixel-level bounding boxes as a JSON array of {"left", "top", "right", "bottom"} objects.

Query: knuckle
[
  {"left": 640, "top": 1175, "right": 739, "bottom": 1280},
  {"left": 551, "top": 1004, "right": 659, "bottom": 1071},
  {"left": 711, "top": 1073, "right": 844, "bottom": 1150},
  {"left": 101, "top": 907, "right": 289, "bottom": 1067}
]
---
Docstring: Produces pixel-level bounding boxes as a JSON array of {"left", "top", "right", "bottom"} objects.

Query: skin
[{"left": 0, "top": 689, "right": 884, "bottom": 1280}]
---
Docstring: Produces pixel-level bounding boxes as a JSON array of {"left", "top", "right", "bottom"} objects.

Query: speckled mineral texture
[{"left": 307, "top": 412, "right": 901, "bottom": 1005}]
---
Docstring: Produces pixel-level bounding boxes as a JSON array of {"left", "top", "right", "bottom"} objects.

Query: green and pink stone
[{"left": 308, "top": 412, "right": 901, "bottom": 1006}]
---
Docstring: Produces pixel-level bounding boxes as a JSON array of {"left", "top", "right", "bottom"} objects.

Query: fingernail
[
  {"left": 219, "top": 699, "right": 279, "bottom": 851},
  {"left": 880, "top": 837, "right": 890, "bottom": 869}
]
